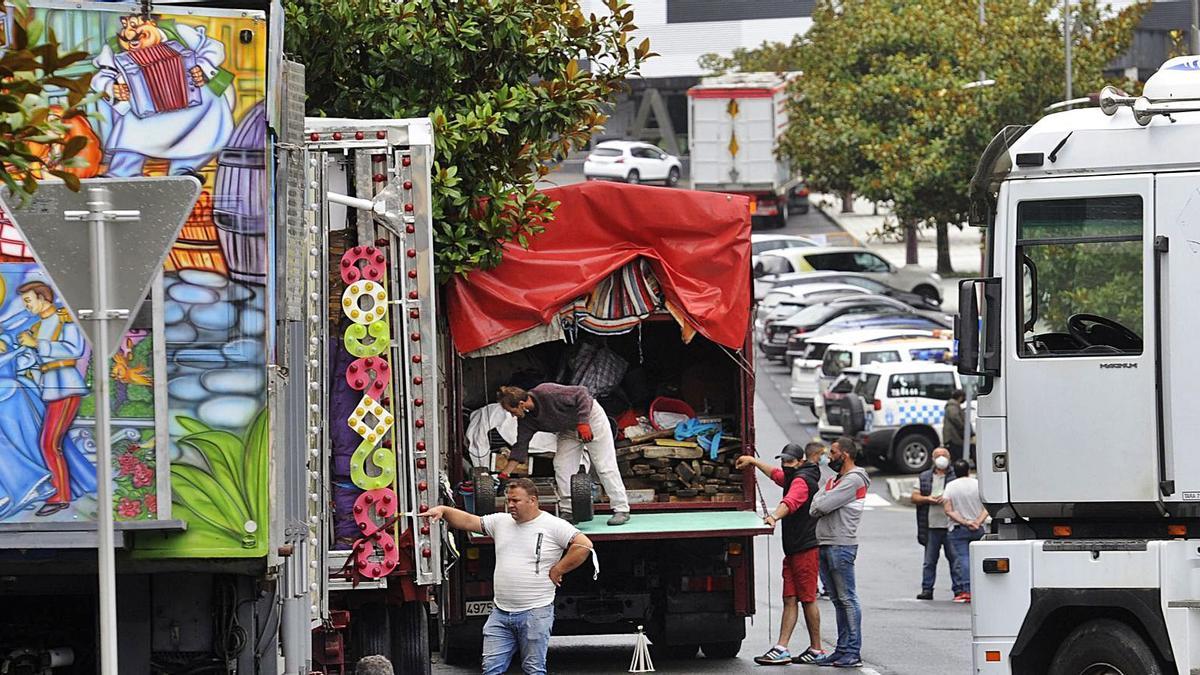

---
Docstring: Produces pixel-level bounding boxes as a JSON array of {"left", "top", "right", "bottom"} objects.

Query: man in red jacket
[{"left": 499, "top": 384, "right": 630, "bottom": 526}]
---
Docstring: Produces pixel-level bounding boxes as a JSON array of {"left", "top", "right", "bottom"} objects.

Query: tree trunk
[
  {"left": 904, "top": 222, "right": 919, "bottom": 266},
  {"left": 840, "top": 190, "right": 854, "bottom": 213},
  {"left": 936, "top": 223, "right": 955, "bottom": 275}
]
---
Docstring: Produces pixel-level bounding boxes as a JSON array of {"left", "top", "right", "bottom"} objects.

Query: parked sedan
[
  {"left": 755, "top": 246, "right": 943, "bottom": 304},
  {"left": 757, "top": 270, "right": 941, "bottom": 308},
  {"left": 583, "top": 140, "right": 683, "bottom": 186},
  {"left": 784, "top": 312, "right": 954, "bottom": 365},
  {"left": 755, "top": 284, "right": 869, "bottom": 348},
  {"left": 761, "top": 295, "right": 916, "bottom": 360},
  {"left": 751, "top": 234, "right": 821, "bottom": 273}
]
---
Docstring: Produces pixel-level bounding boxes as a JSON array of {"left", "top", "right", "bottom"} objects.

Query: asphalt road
[{"left": 432, "top": 200, "right": 974, "bottom": 674}]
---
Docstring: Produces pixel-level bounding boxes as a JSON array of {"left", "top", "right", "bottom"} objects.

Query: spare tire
[
  {"left": 844, "top": 396, "right": 867, "bottom": 435},
  {"left": 570, "top": 468, "right": 594, "bottom": 523},
  {"left": 472, "top": 466, "right": 495, "bottom": 516}
]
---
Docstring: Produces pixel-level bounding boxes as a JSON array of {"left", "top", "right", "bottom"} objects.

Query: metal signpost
[{"left": 2, "top": 177, "right": 201, "bottom": 674}]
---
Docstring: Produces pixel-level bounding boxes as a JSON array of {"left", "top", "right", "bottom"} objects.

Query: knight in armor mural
[{"left": 90, "top": 14, "right": 236, "bottom": 178}]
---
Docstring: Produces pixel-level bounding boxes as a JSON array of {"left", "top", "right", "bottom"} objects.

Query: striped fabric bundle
[
  {"left": 127, "top": 43, "right": 190, "bottom": 113},
  {"left": 563, "top": 258, "right": 663, "bottom": 336}
]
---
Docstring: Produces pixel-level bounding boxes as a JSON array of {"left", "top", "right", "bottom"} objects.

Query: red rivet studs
[
  {"left": 375, "top": 237, "right": 388, "bottom": 247},
  {"left": 385, "top": 541, "right": 395, "bottom": 552},
  {"left": 403, "top": 180, "right": 413, "bottom": 190},
  {"left": 420, "top": 524, "right": 430, "bottom": 535},
  {"left": 402, "top": 156, "right": 412, "bottom": 167},
  {"left": 406, "top": 225, "right": 416, "bottom": 234},
  {"left": 420, "top": 502, "right": 428, "bottom": 512},
  {"left": 382, "top": 493, "right": 392, "bottom": 504},
  {"left": 355, "top": 131, "right": 364, "bottom": 140},
  {"left": 409, "top": 309, "right": 419, "bottom": 319},
  {"left": 332, "top": 132, "right": 343, "bottom": 140},
  {"left": 349, "top": 363, "right": 359, "bottom": 373},
  {"left": 414, "top": 398, "right": 424, "bottom": 407},
  {"left": 413, "top": 376, "right": 423, "bottom": 385},
  {"left": 357, "top": 560, "right": 367, "bottom": 569},
  {"left": 375, "top": 253, "right": 385, "bottom": 264},
  {"left": 417, "top": 458, "right": 427, "bottom": 468},
  {"left": 372, "top": 565, "right": 381, "bottom": 576},
  {"left": 309, "top": 132, "right": 319, "bottom": 141},
  {"left": 377, "top": 506, "right": 387, "bottom": 516},
  {"left": 408, "top": 291, "right": 418, "bottom": 300},
  {"left": 373, "top": 154, "right": 386, "bottom": 162},
  {"left": 373, "top": 173, "right": 386, "bottom": 183},
  {"left": 382, "top": 438, "right": 393, "bottom": 449},
  {"left": 410, "top": 332, "right": 420, "bottom": 341},
  {"left": 358, "top": 521, "right": 367, "bottom": 530},
  {"left": 416, "top": 441, "right": 426, "bottom": 451},
  {"left": 406, "top": 248, "right": 416, "bottom": 258},
  {"left": 377, "top": 130, "right": 387, "bottom": 139},
  {"left": 364, "top": 495, "right": 374, "bottom": 504},
  {"left": 418, "top": 481, "right": 428, "bottom": 492},
  {"left": 412, "top": 355, "right": 422, "bottom": 364},
  {"left": 381, "top": 396, "right": 391, "bottom": 407},
  {"left": 408, "top": 270, "right": 418, "bottom": 279},
  {"left": 354, "top": 505, "right": 363, "bottom": 514},
  {"left": 422, "top": 546, "right": 432, "bottom": 558},
  {"left": 404, "top": 203, "right": 414, "bottom": 213},
  {"left": 415, "top": 419, "right": 425, "bottom": 428}
]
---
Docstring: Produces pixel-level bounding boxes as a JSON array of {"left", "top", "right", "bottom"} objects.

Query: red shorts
[{"left": 782, "top": 548, "right": 819, "bottom": 602}]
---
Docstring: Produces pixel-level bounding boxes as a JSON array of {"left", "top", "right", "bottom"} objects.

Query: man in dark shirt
[
  {"left": 498, "top": 384, "right": 630, "bottom": 526},
  {"left": 942, "top": 390, "right": 966, "bottom": 463}
]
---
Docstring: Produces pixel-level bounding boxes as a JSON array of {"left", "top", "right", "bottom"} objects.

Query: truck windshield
[{"left": 1016, "top": 196, "right": 1143, "bottom": 357}]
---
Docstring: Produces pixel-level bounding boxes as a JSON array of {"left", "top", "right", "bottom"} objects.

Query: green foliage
[
  {"left": 698, "top": 35, "right": 804, "bottom": 76},
  {"left": 170, "top": 410, "right": 269, "bottom": 550},
  {"left": 0, "top": 0, "right": 95, "bottom": 196},
  {"left": 777, "top": 0, "right": 1145, "bottom": 230},
  {"left": 285, "top": 0, "right": 652, "bottom": 277},
  {"left": 1028, "top": 241, "right": 1143, "bottom": 336}
]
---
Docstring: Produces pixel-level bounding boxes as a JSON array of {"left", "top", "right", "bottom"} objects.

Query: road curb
[{"left": 813, "top": 200, "right": 865, "bottom": 247}]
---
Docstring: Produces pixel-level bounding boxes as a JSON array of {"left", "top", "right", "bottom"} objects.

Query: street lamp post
[{"left": 1064, "top": 0, "right": 1073, "bottom": 100}]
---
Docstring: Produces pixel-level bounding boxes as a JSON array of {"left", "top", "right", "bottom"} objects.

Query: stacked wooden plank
[{"left": 614, "top": 428, "right": 746, "bottom": 503}]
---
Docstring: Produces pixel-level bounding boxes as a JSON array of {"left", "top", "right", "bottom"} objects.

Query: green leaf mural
[{"left": 165, "top": 409, "right": 269, "bottom": 551}]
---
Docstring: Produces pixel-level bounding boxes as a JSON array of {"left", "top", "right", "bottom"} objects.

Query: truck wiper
[{"left": 1048, "top": 132, "right": 1073, "bottom": 163}]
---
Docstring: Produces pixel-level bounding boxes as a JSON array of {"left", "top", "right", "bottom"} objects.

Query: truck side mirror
[{"left": 957, "top": 278, "right": 1001, "bottom": 377}]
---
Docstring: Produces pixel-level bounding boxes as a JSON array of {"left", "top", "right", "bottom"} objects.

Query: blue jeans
[
  {"left": 482, "top": 604, "right": 555, "bottom": 675},
  {"left": 949, "top": 527, "right": 985, "bottom": 593},
  {"left": 818, "top": 544, "right": 861, "bottom": 659},
  {"left": 922, "top": 528, "right": 962, "bottom": 594}
]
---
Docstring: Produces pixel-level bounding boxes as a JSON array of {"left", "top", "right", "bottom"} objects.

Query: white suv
[
  {"left": 821, "top": 361, "right": 976, "bottom": 474},
  {"left": 755, "top": 246, "right": 943, "bottom": 304},
  {"left": 810, "top": 337, "right": 953, "bottom": 424},
  {"left": 583, "top": 140, "right": 683, "bottom": 186}
]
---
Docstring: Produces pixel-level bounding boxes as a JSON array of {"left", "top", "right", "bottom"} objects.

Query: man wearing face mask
[
  {"left": 737, "top": 442, "right": 828, "bottom": 665},
  {"left": 809, "top": 436, "right": 871, "bottom": 668},
  {"left": 912, "top": 447, "right": 959, "bottom": 601}
]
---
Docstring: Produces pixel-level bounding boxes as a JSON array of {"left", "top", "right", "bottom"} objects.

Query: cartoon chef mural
[{"left": 91, "top": 14, "right": 235, "bottom": 178}]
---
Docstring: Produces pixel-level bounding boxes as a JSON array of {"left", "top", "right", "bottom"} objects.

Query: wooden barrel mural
[
  {"left": 167, "top": 190, "right": 229, "bottom": 274},
  {"left": 212, "top": 102, "right": 267, "bottom": 284}
]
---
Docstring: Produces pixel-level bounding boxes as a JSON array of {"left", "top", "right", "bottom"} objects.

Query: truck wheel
[
  {"left": 701, "top": 641, "right": 741, "bottom": 659},
  {"left": 773, "top": 201, "right": 789, "bottom": 228},
  {"left": 1048, "top": 619, "right": 1164, "bottom": 675},
  {"left": 440, "top": 621, "right": 483, "bottom": 666},
  {"left": 472, "top": 466, "right": 495, "bottom": 516},
  {"left": 892, "top": 433, "right": 934, "bottom": 474},
  {"left": 351, "top": 603, "right": 392, "bottom": 661},
  {"left": 570, "top": 468, "right": 594, "bottom": 523},
  {"left": 391, "top": 602, "right": 431, "bottom": 675},
  {"left": 626, "top": 170, "right": 640, "bottom": 185},
  {"left": 666, "top": 167, "right": 680, "bottom": 187}
]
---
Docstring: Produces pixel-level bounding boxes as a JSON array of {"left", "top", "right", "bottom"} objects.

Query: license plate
[{"left": 465, "top": 601, "right": 494, "bottom": 617}]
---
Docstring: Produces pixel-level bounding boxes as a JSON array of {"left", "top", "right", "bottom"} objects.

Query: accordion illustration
[{"left": 114, "top": 40, "right": 204, "bottom": 119}]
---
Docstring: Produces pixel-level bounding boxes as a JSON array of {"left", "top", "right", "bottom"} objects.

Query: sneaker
[
  {"left": 916, "top": 590, "right": 934, "bottom": 600},
  {"left": 607, "top": 511, "right": 631, "bottom": 526},
  {"left": 961, "top": 592, "right": 971, "bottom": 603},
  {"left": 832, "top": 655, "right": 864, "bottom": 668},
  {"left": 812, "top": 651, "right": 845, "bottom": 666},
  {"left": 753, "top": 646, "right": 792, "bottom": 665},
  {"left": 793, "top": 648, "right": 828, "bottom": 664},
  {"left": 953, "top": 592, "right": 970, "bottom": 603}
]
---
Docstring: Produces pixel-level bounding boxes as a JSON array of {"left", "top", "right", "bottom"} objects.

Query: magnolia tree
[{"left": 286, "top": 0, "right": 652, "bottom": 277}]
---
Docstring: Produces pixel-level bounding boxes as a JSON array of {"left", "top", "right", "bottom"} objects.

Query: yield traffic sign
[{"left": 1, "top": 177, "right": 201, "bottom": 357}]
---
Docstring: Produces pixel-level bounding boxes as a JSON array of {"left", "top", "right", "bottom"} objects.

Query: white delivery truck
[
  {"left": 959, "top": 55, "right": 1200, "bottom": 674},
  {"left": 688, "top": 72, "right": 806, "bottom": 228}
]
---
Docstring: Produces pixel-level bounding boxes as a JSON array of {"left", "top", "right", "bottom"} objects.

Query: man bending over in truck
[
  {"left": 423, "top": 478, "right": 595, "bottom": 675},
  {"left": 737, "top": 441, "right": 828, "bottom": 665},
  {"left": 498, "top": 384, "right": 631, "bottom": 526}
]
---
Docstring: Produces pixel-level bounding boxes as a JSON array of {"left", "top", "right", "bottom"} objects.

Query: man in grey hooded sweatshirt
[{"left": 808, "top": 435, "right": 871, "bottom": 668}]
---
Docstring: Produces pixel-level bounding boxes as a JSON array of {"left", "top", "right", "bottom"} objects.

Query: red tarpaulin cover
[{"left": 446, "top": 181, "right": 751, "bottom": 354}]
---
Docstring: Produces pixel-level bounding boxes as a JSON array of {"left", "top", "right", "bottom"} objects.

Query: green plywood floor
[{"left": 573, "top": 510, "right": 768, "bottom": 536}]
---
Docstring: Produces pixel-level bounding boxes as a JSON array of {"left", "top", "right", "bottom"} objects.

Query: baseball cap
[{"left": 776, "top": 443, "right": 805, "bottom": 461}]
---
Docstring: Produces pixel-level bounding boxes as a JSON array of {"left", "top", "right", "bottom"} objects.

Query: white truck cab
[{"left": 959, "top": 55, "right": 1200, "bottom": 674}]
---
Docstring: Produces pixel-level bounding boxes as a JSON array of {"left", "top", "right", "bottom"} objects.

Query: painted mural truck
[
  {"left": 0, "top": 2, "right": 444, "bottom": 674},
  {"left": 688, "top": 72, "right": 806, "bottom": 229},
  {"left": 959, "top": 56, "right": 1200, "bottom": 675},
  {"left": 438, "top": 181, "right": 771, "bottom": 663}
]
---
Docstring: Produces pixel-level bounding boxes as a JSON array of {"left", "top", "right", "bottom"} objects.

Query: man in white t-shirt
[
  {"left": 942, "top": 459, "right": 987, "bottom": 603},
  {"left": 423, "top": 478, "right": 595, "bottom": 674}
]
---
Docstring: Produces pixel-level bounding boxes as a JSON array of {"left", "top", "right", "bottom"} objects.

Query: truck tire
[
  {"left": 440, "top": 621, "right": 483, "bottom": 666},
  {"left": 472, "top": 466, "right": 495, "bottom": 516},
  {"left": 391, "top": 602, "right": 431, "bottom": 675},
  {"left": 351, "top": 603, "right": 392, "bottom": 662},
  {"left": 891, "top": 432, "right": 934, "bottom": 474},
  {"left": 773, "top": 201, "right": 789, "bottom": 228},
  {"left": 1048, "top": 618, "right": 1165, "bottom": 675},
  {"left": 570, "top": 468, "right": 594, "bottom": 523},
  {"left": 701, "top": 641, "right": 741, "bottom": 659}
]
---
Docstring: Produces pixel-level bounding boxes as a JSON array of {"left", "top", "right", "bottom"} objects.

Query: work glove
[{"left": 577, "top": 423, "right": 594, "bottom": 442}]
